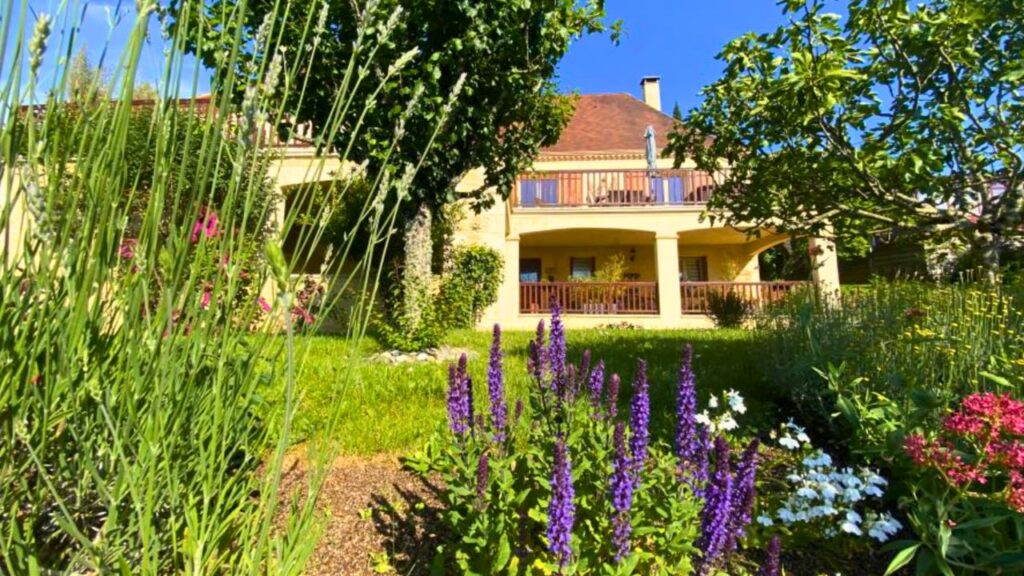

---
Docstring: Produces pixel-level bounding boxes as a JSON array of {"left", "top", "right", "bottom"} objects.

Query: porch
[
  {"left": 488, "top": 220, "right": 841, "bottom": 331},
  {"left": 518, "top": 281, "right": 806, "bottom": 316}
]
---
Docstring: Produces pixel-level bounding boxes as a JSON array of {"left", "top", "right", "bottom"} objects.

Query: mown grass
[{"left": 263, "top": 327, "right": 779, "bottom": 455}]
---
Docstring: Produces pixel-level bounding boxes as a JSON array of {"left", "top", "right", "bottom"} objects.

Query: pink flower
[
  {"left": 205, "top": 211, "right": 219, "bottom": 237},
  {"left": 904, "top": 434, "right": 930, "bottom": 465},
  {"left": 1009, "top": 471, "right": 1024, "bottom": 513},
  {"left": 119, "top": 238, "right": 137, "bottom": 260},
  {"left": 201, "top": 289, "right": 212, "bottom": 310},
  {"left": 292, "top": 305, "right": 314, "bottom": 326},
  {"left": 191, "top": 208, "right": 220, "bottom": 243}
]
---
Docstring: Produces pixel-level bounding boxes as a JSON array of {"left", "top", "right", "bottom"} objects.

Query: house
[
  {"left": 449, "top": 77, "right": 839, "bottom": 329},
  {"left": 2, "top": 82, "right": 840, "bottom": 331}
]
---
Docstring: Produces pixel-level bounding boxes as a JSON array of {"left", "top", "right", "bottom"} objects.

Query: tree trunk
[
  {"left": 972, "top": 229, "right": 1001, "bottom": 285},
  {"left": 402, "top": 203, "right": 433, "bottom": 331}
]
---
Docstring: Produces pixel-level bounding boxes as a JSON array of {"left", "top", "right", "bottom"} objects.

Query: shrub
[
  {"left": 890, "top": 392, "right": 1024, "bottom": 574},
  {"left": 375, "top": 244, "right": 502, "bottom": 350},
  {"left": 757, "top": 281, "right": 1024, "bottom": 457},
  {"left": 407, "top": 309, "right": 765, "bottom": 574},
  {"left": 707, "top": 290, "right": 751, "bottom": 328},
  {"left": 436, "top": 245, "right": 503, "bottom": 328}
]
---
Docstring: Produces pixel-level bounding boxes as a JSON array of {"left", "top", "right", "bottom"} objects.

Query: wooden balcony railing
[
  {"left": 679, "top": 281, "right": 808, "bottom": 314},
  {"left": 513, "top": 169, "right": 716, "bottom": 208},
  {"left": 520, "top": 282, "right": 659, "bottom": 315}
]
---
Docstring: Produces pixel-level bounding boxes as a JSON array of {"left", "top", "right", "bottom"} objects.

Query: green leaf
[
  {"left": 954, "top": 515, "right": 1010, "bottom": 531},
  {"left": 493, "top": 534, "right": 511, "bottom": 571},
  {"left": 885, "top": 543, "right": 920, "bottom": 575},
  {"left": 979, "top": 371, "right": 1013, "bottom": 389}
]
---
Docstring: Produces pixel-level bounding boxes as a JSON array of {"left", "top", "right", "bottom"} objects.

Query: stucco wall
[{"left": 519, "top": 244, "right": 658, "bottom": 281}]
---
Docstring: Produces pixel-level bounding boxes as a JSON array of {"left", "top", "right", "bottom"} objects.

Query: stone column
[
  {"left": 502, "top": 235, "right": 521, "bottom": 326},
  {"left": 809, "top": 235, "right": 841, "bottom": 299},
  {"left": 655, "top": 233, "right": 681, "bottom": 326}
]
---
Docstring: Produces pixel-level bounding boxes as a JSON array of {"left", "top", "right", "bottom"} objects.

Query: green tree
[
  {"left": 65, "top": 47, "right": 107, "bottom": 102},
  {"left": 171, "top": 0, "right": 616, "bottom": 336},
  {"left": 668, "top": 0, "right": 1024, "bottom": 282},
  {"left": 171, "top": 0, "right": 615, "bottom": 212}
]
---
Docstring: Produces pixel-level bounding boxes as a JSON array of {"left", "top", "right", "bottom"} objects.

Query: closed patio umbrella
[
  {"left": 645, "top": 125, "right": 660, "bottom": 202},
  {"left": 644, "top": 125, "right": 657, "bottom": 172}
]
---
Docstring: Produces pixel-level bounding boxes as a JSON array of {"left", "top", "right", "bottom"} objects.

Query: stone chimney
[{"left": 640, "top": 76, "right": 661, "bottom": 111}]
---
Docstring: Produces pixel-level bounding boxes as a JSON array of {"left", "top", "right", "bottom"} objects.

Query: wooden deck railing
[
  {"left": 519, "top": 282, "right": 659, "bottom": 315},
  {"left": 513, "top": 169, "right": 717, "bottom": 208},
  {"left": 679, "top": 281, "right": 808, "bottom": 313}
]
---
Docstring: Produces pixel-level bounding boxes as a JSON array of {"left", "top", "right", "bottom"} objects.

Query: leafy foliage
[
  {"left": 407, "top": 314, "right": 771, "bottom": 574},
  {"left": 670, "top": 0, "right": 1024, "bottom": 277},
  {"left": 707, "top": 290, "right": 751, "bottom": 328},
  {"left": 758, "top": 282, "right": 1024, "bottom": 459},
  {"left": 436, "top": 245, "right": 503, "bottom": 328},
  {"left": 172, "top": 0, "right": 618, "bottom": 213},
  {"left": 893, "top": 393, "right": 1024, "bottom": 575},
  {"left": 0, "top": 0, "right": 444, "bottom": 571},
  {"left": 375, "top": 244, "right": 502, "bottom": 350}
]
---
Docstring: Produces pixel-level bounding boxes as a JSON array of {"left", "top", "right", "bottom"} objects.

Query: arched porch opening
[
  {"left": 516, "top": 228, "right": 660, "bottom": 315},
  {"left": 673, "top": 228, "right": 808, "bottom": 314}
]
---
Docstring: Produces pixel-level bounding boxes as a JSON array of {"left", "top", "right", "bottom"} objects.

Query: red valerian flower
[
  {"left": 907, "top": 392, "right": 1024, "bottom": 512},
  {"left": 1009, "top": 471, "right": 1024, "bottom": 513}
]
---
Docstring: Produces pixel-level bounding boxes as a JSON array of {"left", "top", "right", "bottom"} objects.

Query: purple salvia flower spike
[
  {"left": 695, "top": 435, "right": 734, "bottom": 576},
  {"left": 607, "top": 373, "right": 621, "bottom": 422},
  {"left": 547, "top": 436, "right": 575, "bottom": 570},
  {"left": 487, "top": 324, "right": 508, "bottom": 443},
  {"left": 610, "top": 421, "right": 634, "bottom": 563},
  {"left": 628, "top": 359, "right": 650, "bottom": 485},
  {"left": 576, "top": 349, "right": 591, "bottom": 398},
  {"left": 529, "top": 319, "right": 547, "bottom": 384},
  {"left": 457, "top": 352, "right": 468, "bottom": 380},
  {"left": 548, "top": 304, "right": 567, "bottom": 397},
  {"left": 466, "top": 374, "right": 475, "bottom": 433},
  {"left": 476, "top": 452, "right": 490, "bottom": 508},
  {"left": 758, "top": 535, "right": 781, "bottom": 576},
  {"left": 726, "top": 439, "right": 760, "bottom": 553},
  {"left": 676, "top": 344, "right": 700, "bottom": 480},
  {"left": 588, "top": 360, "right": 605, "bottom": 414},
  {"left": 446, "top": 361, "right": 471, "bottom": 436},
  {"left": 514, "top": 399, "right": 524, "bottom": 422}
]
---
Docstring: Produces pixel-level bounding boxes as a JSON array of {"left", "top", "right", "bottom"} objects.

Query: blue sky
[
  {"left": 558, "top": 1, "right": 795, "bottom": 113},
  {"left": 7, "top": 0, "right": 797, "bottom": 111}
]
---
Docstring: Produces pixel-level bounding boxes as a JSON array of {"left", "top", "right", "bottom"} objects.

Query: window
[
  {"left": 679, "top": 256, "right": 708, "bottom": 281},
  {"left": 519, "top": 258, "right": 542, "bottom": 282},
  {"left": 570, "top": 257, "right": 596, "bottom": 279},
  {"left": 519, "top": 179, "right": 558, "bottom": 206}
]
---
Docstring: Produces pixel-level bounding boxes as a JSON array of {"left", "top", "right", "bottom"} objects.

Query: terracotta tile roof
[{"left": 541, "top": 93, "right": 676, "bottom": 155}]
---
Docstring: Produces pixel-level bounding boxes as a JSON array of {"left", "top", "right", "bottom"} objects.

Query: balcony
[
  {"left": 513, "top": 169, "right": 716, "bottom": 208},
  {"left": 518, "top": 281, "right": 807, "bottom": 315}
]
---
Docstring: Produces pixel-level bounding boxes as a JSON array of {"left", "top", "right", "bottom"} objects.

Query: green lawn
[{"left": 264, "top": 327, "right": 780, "bottom": 455}]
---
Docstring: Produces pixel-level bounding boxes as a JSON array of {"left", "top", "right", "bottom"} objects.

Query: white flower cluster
[
  {"left": 695, "top": 389, "right": 746, "bottom": 434},
  {"left": 758, "top": 421, "right": 902, "bottom": 543}
]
